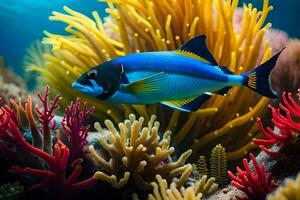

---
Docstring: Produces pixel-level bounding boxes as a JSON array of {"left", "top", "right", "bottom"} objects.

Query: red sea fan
[
  {"left": 228, "top": 153, "right": 275, "bottom": 200},
  {"left": 253, "top": 91, "right": 300, "bottom": 158},
  {"left": 61, "top": 98, "right": 95, "bottom": 162}
]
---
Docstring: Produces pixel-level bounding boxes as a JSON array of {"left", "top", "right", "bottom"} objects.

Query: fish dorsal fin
[
  {"left": 176, "top": 35, "right": 218, "bottom": 65},
  {"left": 120, "top": 72, "right": 167, "bottom": 94},
  {"left": 161, "top": 94, "right": 212, "bottom": 112}
]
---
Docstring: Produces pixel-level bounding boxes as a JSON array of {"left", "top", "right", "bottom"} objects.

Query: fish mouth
[{"left": 72, "top": 80, "right": 103, "bottom": 97}]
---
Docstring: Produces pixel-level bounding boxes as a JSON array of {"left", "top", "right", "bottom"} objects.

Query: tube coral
[
  {"left": 267, "top": 173, "right": 300, "bottom": 200},
  {"left": 228, "top": 153, "right": 276, "bottom": 200},
  {"left": 30, "top": 0, "right": 276, "bottom": 160},
  {"left": 89, "top": 114, "right": 192, "bottom": 190},
  {"left": 253, "top": 90, "right": 300, "bottom": 158}
]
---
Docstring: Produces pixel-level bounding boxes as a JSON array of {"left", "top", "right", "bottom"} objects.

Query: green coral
[
  {"left": 194, "top": 155, "right": 209, "bottom": 177},
  {"left": 0, "top": 182, "right": 24, "bottom": 200},
  {"left": 209, "top": 144, "right": 228, "bottom": 186}
]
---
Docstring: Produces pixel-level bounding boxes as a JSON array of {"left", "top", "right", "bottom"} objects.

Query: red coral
[
  {"left": 228, "top": 153, "right": 275, "bottom": 200},
  {"left": 253, "top": 91, "right": 300, "bottom": 158},
  {"left": 35, "top": 85, "right": 61, "bottom": 154},
  {"left": 0, "top": 87, "right": 96, "bottom": 198},
  {"left": 61, "top": 98, "right": 95, "bottom": 162}
]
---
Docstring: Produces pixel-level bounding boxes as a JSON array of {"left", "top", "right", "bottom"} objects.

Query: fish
[{"left": 72, "top": 35, "right": 283, "bottom": 112}]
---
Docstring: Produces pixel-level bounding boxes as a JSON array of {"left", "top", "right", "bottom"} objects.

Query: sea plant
[
  {"left": 0, "top": 182, "right": 24, "bottom": 200},
  {"left": 253, "top": 90, "right": 300, "bottom": 158},
  {"left": 28, "top": 0, "right": 277, "bottom": 160},
  {"left": 195, "top": 155, "right": 209, "bottom": 177},
  {"left": 267, "top": 172, "right": 300, "bottom": 200},
  {"left": 228, "top": 153, "right": 276, "bottom": 200},
  {"left": 210, "top": 144, "right": 228, "bottom": 186},
  {"left": 89, "top": 114, "right": 192, "bottom": 190}
]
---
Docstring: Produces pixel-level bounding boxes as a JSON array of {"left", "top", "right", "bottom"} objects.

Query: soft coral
[{"left": 228, "top": 153, "right": 275, "bottom": 200}]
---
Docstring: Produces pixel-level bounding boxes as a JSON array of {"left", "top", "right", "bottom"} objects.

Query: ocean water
[{"left": 0, "top": 0, "right": 298, "bottom": 76}]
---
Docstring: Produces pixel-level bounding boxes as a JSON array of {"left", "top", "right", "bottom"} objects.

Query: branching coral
[
  {"left": 210, "top": 144, "right": 228, "bottom": 186},
  {"left": 253, "top": 91, "right": 300, "bottom": 158},
  {"left": 61, "top": 98, "right": 95, "bottom": 162},
  {"left": 267, "top": 173, "right": 300, "bottom": 200},
  {"left": 0, "top": 87, "right": 96, "bottom": 198},
  {"left": 89, "top": 114, "right": 192, "bottom": 190},
  {"left": 228, "top": 153, "right": 275, "bottom": 200},
  {"left": 30, "top": 0, "right": 277, "bottom": 160}
]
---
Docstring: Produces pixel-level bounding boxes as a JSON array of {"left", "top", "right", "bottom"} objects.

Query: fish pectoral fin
[
  {"left": 176, "top": 35, "right": 218, "bottom": 65},
  {"left": 120, "top": 72, "right": 167, "bottom": 94},
  {"left": 161, "top": 94, "right": 212, "bottom": 112},
  {"left": 213, "top": 87, "right": 232, "bottom": 96}
]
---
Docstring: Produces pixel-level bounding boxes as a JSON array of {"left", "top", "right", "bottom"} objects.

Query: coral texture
[
  {"left": 0, "top": 58, "right": 27, "bottom": 102},
  {"left": 30, "top": 0, "right": 277, "bottom": 160},
  {"left": 89, "top": 114, "right": 192, "bottom": 190},
  {"left": 271, "top": 39, "right": 300, "bottom": 92},
  {"left": 253, "top": 90, "right": 300, "bottom": 158},
  {"left": 0, "top": 87, "right": 96, "bottom": 198},
  {"left": 267, "top": 173, "right": 300, "bottom": 200},
  {"left": 228, "top": 153, "right": 275, "bottom": 200}
]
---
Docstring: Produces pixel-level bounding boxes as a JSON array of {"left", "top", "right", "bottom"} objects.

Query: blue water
[{"left": 0, "top": 0, "right": 298, "bottom": 76}]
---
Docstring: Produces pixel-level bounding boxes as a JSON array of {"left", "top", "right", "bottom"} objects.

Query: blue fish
[{"left": 72, "top": 35, "right": 283, "bottom": 112}]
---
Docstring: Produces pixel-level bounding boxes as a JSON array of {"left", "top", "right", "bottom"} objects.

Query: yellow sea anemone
[{"left": 28, "top": 0, "right": 275, "bottom": 160}]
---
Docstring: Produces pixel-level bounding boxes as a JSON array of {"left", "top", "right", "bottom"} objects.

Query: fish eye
[{"left": 88, "top": 70, "right": 98, "bottom": 79}]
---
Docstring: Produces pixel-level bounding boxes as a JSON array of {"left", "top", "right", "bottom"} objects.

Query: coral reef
[
  {"left": 210, "top": 144, "right": 228, "bottom": 186},
  {"left": 0, "top": 57, "right": 28, "bottom": 102},
  {"left": 0, "top": 86, "right": 96, "bottom": 199},
  {"left": 267, "top": 173, "right": 300, "bottom": 200},
  {"left": 228, "top": 153, "right": 276, "bottom": 200},
  {"left": 29, "top": 0, "right": 278, "bottom": 160},
  {"left": 0, "top": 182, "right": 24, "bottom": 200},
  {"left": 89, "top": 114, "right": 192, "bottom": 190},
  {"left": 253, "top": 90, "right": 300, "bottom": 158},
  {"left": 271, "top": 39, "right": 300, "bottom": 92}
]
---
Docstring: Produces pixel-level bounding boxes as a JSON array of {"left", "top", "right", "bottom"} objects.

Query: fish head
[{"left": 72, "top": 62, "right": 122, "bottom": 100}]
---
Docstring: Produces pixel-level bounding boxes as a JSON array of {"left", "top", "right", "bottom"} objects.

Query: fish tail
[{"left": 241, "top": 49, "right": 285, "bottom": 98}]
